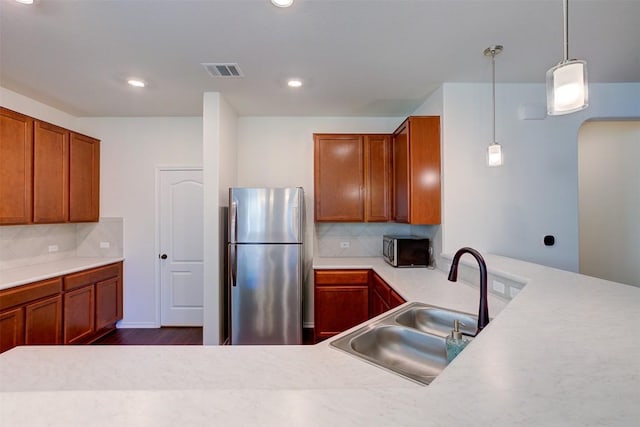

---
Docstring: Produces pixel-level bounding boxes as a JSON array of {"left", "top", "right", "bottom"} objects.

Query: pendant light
[
  {"left": 484, "top": 45, "right": 503, "bottom": 167},
  {"left": 546, "top": 0, "right": 588, "bottom": 115}
]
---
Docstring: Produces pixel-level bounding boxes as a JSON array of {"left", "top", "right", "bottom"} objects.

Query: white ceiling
[{"left": 1, "top": 0, "right": 638, "bottom": 117}]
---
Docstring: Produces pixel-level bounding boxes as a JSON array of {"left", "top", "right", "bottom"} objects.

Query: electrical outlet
[
  {"left": 509, "top": 287, "right": 521, "bottom": 299},
  {"left": 339, "top": 241, "right": 350, "bottom": 248},
  {"left": 48, "top": 245, "right": 59, "bottom": 253},
  {"left": 100, "top": 241, "right": 110, "bottom": 249},
  {"left": 492, "top": 280, "right": 505, "bottom": 294}
]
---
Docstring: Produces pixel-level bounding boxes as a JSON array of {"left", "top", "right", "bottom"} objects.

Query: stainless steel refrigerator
[{"left": 228, "top": 187, "right": 304, "bottom": 345}]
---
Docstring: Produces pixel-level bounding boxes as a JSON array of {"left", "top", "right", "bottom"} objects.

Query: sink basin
[
  {"left": 395, "top": 305, "right": 478, "bottom": 337},
  {"left": 330, "top": 302, "right": 477, "bottom": 385},
  {"left": 348, "top": 325, "right": 447, "bottom": 384}
]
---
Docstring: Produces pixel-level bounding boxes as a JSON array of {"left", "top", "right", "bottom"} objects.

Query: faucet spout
[{"left": 447, "top": 247, "right": 490, "bottom": 333}]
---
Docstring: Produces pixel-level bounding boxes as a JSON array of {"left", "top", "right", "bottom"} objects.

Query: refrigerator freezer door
[
  {"left": 230, "top": 243, "right": 302, "bottom": 345},
  {"left": 229, "top": 187, "right": 304, "bottom": 244}
]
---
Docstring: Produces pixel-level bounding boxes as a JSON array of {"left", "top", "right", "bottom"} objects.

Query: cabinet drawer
[
  {"left": 64, "top": 263, "right": 120, "bottom": 291},
  {"left": 314, "top": 270, "right": 369, "bottom": 286},
  {"left": 0, "top": 277, "right": 62, "bottom": 312}
]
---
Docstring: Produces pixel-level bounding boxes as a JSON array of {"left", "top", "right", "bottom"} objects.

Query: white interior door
[{"left": 159, "top": 168, "right": 203, "bottom": 326}]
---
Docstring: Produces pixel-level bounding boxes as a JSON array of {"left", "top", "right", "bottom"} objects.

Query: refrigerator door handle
[
  {"left": 230, "top": 200, "right": 238, "bottom": 243},
  {"left": 230, "top": 244, "right": 237, "bottom": 287}
]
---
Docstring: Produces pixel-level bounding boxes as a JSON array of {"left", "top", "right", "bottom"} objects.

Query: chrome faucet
[{"left": 447, "top": 247, "right": 490, "bottom": 334}]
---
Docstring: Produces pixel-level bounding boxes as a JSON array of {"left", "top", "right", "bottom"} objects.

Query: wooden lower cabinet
[
  {"left": 371, "top": 272, "right": 406, "bottom": 318},
  {"left": 63, "top": 262, "right": 122, "bottom": 344},
  {"left": 314, "top": 270, "right": 370, "bottom": 343},
  {"left": 25, "top": 295, "right": 62, "bottom": 345},
  {"left": 95, "top": 277, "right": 121, "bottom": 331},
  {"left": 390, "top": 290, "right": 406, "bottom": 309},
  {"left": 314, "top": 269, "right": 408, "bottom": 342},
  {"left": 64, "top": 285, "right": 95, "bottom": 344},
  {"left": 0, "top": 307, "right": 25, "bottom": 353},
  {"left": 0, "top": 262, "right": 123, "bottom": 353}
]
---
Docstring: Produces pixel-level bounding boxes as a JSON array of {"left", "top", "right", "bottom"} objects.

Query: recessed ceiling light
[
  {"left": 271, "top": 0, "right": 293, "bottom": 8},
  {"left": 15, "top": 0, "right": 34, "bottom": 4},
  {"left": 287, "top": 79, "right": 303, "bottom": 88},
  {"left": 127, "top": 78, "right": 146, "bottom": 88}
]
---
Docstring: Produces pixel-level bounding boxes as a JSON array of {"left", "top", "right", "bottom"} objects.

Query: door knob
[{"left": 159, "top": 254, "right": 168, "bottom": 259}]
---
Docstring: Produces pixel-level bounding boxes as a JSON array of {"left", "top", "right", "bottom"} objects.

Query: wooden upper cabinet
[
  {"left": 33, "top": 120, "right": 69, "bottom": 223},
  {"left": 314, "top": 133, "right": 392, "bottom": 223},
  {"left": 0, "top": 107, "right": 33, "bottom": 225},
  {"left": 364, "top": 135, "right": 392, "bottom": 222},
  {"left": 392, "top": 116, "right": 441, "bottom": 224},
  {"left": 69, "top": 132, "right": 100, "bottom": 222},
  {"left": 314, "top": 134, "right": 364, "bottom": 222}
]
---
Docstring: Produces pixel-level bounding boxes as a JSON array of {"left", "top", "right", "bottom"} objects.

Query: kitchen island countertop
[{"left": 1, "top": 254, "right": 639, "bottom": 426}]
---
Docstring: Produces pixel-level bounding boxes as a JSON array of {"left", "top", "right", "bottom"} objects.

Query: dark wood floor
[
  {"left": 93, "top": 327, "right": 315, "bottom": 345},
  {"left": 93, "top": 327, "right": 203, "bottom": 345}
]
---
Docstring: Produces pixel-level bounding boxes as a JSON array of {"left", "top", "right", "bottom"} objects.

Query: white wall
[
  {"left": 427, "top": 82, "right": 640, "bottom": 272},
  {"left": 578, "top": 121, "right": 640, "bottom": 287},
  {"left": 202, "top": 93, "right": 238, "bottom": 345},
  {"left": 237, "top": 116, "right": 402, "bottom": 324},
  {"left": 77, "top": 117, "right": 203, "bottom": 327},
  {"left": 1, "top": 87, "right": 77, "bottom": 130}
]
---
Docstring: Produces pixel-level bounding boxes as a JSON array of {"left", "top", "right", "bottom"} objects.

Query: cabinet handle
[{"left": 159, "top": 254, "right": 167, "bottom": 260}]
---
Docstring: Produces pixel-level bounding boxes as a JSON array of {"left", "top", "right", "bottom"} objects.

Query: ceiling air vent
[{"left": 202, "top": 63, "right": 244, "bottom": 78}]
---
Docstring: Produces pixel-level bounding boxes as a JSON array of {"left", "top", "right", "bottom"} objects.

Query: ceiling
[{"left": 1, "top": 0, "right": 638, "bottom": 117}]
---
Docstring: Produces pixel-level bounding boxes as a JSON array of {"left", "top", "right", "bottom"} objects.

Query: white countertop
[
  {"left": 0, "top": 257, "right": 124, "bottom": 290},
  {"left": 1, "top": 254, "right": 639, "bottom": 426}
]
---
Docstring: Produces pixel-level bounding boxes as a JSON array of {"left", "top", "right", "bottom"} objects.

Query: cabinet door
[
  {"left": 370, "top": 290, "right": 390, "bottom": 319},
  {"left": 314, "top": 285, "right": 369, "bottom": 342},
  {"left": 95, "top": 277, "right": 120, "bottom": 331},
  {"left": 0, "top": 107, "right": 33, "bottom": 225},
  {"left": 0, "top": 307, "right": 25, "bottom": 353},
  {"left": 64, "top": 285, "right": 95, "bottom": 344},
  {"left": 390, "top": 290, "right": 406, "bottom": 309},
  {"left": 33, "top": 120, "right": 69, "bottom": 223},
  {"left": 364, "top": 135, "right": 392, "bottom": 222},
  {"left": 370, "top": 272, "right": 392, "bottom": 318},
  {"left": 314, "top": 134, "right": 364, "bottom": 222},
  {"left": 392, "top": 121, "right": 410, "bottom": 223},
  {"left": 25, "top": 295, "right": 62, "bottom": 345},
  {"left": 69, "top": 132, "right": 100, "bottom": 222},
  {"left": 406, "top": 117, "right": 441, "bottom": 224}
]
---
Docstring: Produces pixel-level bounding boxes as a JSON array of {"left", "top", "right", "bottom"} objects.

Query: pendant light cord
[
  {"left": 483, "top": 45, "right": 502, "bottom": 146},
  {"left": 491, "top": 50, "right": 496, "bottom": 145},
  {"left": 563, "top": 0, "right": 569, "bottom": 61}
]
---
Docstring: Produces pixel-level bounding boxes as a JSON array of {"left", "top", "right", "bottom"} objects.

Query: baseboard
[{"left": 115, "top": 321, "right": 160, "bottom": 329}]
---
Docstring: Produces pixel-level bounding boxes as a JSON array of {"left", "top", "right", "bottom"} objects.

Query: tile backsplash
[
  {"left": 0, "top": 218, "right": 123, "bottom": 270},
  {"left": 315, "top": 222, "right": 441, "bottom": 261}
]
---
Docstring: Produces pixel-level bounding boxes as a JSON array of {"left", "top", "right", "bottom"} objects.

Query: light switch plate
[
  {"left": 100, "top": 241, "right": 110, "bottom": 249},
  {"left": 340, "top": 241, "right": 350, "bottom": 248},
  {"left": 48, "top": 245, "right": 59, "bottom": 253}
]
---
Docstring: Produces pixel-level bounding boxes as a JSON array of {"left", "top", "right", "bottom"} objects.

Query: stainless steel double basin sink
[{"left": 330, "top": 302, "right": 478, "bottom": 385}]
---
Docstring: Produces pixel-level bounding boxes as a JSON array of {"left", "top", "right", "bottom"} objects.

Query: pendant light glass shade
[
  {"left": 546, "top": 59, "right": 588, "bottom": 115},
  {"left": 487, "top": 143, "right": 503, "bottom": 167},
  {"left": 546, "top": 0, "right": 588, "bottom": 115}
]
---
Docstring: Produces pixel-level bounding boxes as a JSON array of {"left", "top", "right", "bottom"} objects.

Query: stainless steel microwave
[{"left": 382, "top": 235, "right": 431, "bottom": 267}]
